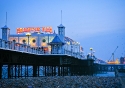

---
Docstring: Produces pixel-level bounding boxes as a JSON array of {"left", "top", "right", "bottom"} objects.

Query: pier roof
[
  {"left": 1, "top": 25, "right": 9, "bottom": 29},
  {"left": 58, "top": 24, "right": 65, "bottom": 28},
  {"left": 49, "top": 35, "right": 65, "bottom": 44}
]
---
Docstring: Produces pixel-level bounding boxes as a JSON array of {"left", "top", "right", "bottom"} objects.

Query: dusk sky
[{"left": 0, "top": 0, "right": 125, "bottom": 61}]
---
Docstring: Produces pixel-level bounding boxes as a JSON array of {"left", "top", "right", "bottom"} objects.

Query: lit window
[
  {"left": 32, "top": 39, "right": 36, "bottom": 43},
  {"left": 42, "top": 39, "right": 46, "bottom": 42},
  {"left": 13, "top": 40, "right": 16, "bottom": 42},
  {"left": 22, "top": 40, "right": 26, "bottom": 43}
]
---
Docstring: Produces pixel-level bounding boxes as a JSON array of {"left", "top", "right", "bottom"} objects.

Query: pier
[{"left": 0, "top": 39, "right": 94, "bottom": 79}]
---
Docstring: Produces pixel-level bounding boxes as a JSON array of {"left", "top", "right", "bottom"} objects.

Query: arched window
[
  {"left": 32, "top": 39, "right": 36, "bottom": 43},
  {"left": 13, "top": 40, "right": 16, "bottom": 42},
  {"left": 22, "top": 39, "right": 26, "bottom": 43},
  {"left": 42, "top": 39, "right": 46, "bottom": 42}
]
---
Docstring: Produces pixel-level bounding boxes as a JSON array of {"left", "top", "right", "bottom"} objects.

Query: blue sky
[{"left": 0, "top": 0, "right": 125, "bottom": 61}]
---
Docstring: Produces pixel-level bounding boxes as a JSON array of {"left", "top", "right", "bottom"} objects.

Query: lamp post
[
  {"left": 90, "top": 48, "right": 93, "bottom": 58},
  {"left": 78, "top": 42, "right": 80, "bottom": 56},
  {"left": 67, "top": 42, "right": 69, "bottom": 53},
  {"left": 76, "top": 42, "right": 80, "bottom": 57},
  {"left": 26, "top": 33, "right": 31, "bottom": 46},
  {"left": 18, "top": 33, "right": 19, "bottom": 43},
  {"left": 38, "top": 32, "right": 40, "bottom": 47}
]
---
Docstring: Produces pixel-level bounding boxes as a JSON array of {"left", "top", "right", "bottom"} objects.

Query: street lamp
[
  {"left": 78, "top": 42, "right": 80, "bottom": 53},
  {"left": 18, "top": 33, "right": 20, "bottom": 43},
  {"left": 90, "top": 48, "right": 93, "bottom": 57},
  {"left": 38, "top": 32, "right": 40, "bottom": 47},
  {"left": 76, "top": 42, "right": 80, "bottom": 51},
  {"left": 67, "top": 41, "right": 70, "bottom": 50},
  {"left": 26, "top": 33, "right": 31, "bottom": 46}
]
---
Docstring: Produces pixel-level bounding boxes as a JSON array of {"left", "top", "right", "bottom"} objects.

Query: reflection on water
[{"left": 94, "top": 72, "right": 115, "bottom": 77}]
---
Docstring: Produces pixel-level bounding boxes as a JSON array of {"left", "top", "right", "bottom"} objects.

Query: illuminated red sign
[
  {"left": 16, "top": 27, "right": 52, "bottom": 34},
  {"left": 42, "top": 27, "right": 52, "bottom": 33},
  {"left": 17, "top": 27, "right": 40, "bottom": 34}
]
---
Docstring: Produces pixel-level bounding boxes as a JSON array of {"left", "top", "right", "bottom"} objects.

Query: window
[
  {"left": 22, "top": 40, "right": 26, "bottom": 43},
  {"left": 42, "top": 39, "right": 46, "bottom": 42},
  {"left": 13, "top": 40, "right": 16, "bottom": 42},
  {"left": 32, "top": 39, "right": 36, "bottom": 43}
]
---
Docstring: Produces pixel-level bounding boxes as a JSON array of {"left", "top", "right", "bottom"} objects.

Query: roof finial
[
  {"left": 6, "top": 12, "right": 7, "bottom": 26},
  {"left": 54, "top": 30, "right": 56, "bottom": 34},
  {"left": 61, "top": 10, "right": 62, "bottom": 24}
]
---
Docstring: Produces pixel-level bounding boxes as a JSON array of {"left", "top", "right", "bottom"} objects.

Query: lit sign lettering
[
  {"left": 42, "top": 27, "right": 52, "bottom": 33},
  {"left": 16, "top": 27, "right": 52, "bottom": 34}
]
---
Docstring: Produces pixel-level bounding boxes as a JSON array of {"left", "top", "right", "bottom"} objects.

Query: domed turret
[{"left": 1, "top": 25, "right": 10, "bottom": 41}]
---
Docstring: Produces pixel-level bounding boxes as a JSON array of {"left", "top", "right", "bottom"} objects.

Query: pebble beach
[{"left": 0, "top": 76, "right": 122, "bottom": 88}]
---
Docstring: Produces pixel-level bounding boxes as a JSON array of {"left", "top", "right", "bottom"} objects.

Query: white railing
[{"left": 0, "top": 39, "right": 84, "bottom": 59}]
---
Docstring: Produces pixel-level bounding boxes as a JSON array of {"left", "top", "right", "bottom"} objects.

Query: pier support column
[
  {"left": 54, "top": 66, "right": 56, "bottom": 76},
  {"left": 11, "top": 65, "right": 13, "bottom": 78},
  {"left": 68, "top": 66, "right": 71, "bottom": 76},
  {"left": 45, "top": 66, "right": 46, "bottom": 76},
  {"left": 70, "top": 65, "right": 73, "bottom": 76},
  {"left": 21, "top": 65, "right": 22, "bottom": 78},
  {"left": 17, "top": 65, "right": 19, "bottom": 78},
  {"left": 8, "top": 64, "right": 10, "bottom": 78},
  {"left": 33, "top": 65, "right": 37, "bottom": 77},
  {"left": 62, "top": 66, "right": 64, "bottom": 76},
  {"left": 25, "top": 65, "right": 26, "bottom": 78},
  {"left": 27, "top": 65, "right": 28, "bottom": 77},
  {"left": 66, "top": 66, "right": 68, "bottom": 76},
  {"left": 37, "top": 66, "right": 39, "bottom": 77},
  {"left": 52, "top": 66, "right": 53, "bottom": 76},
  {"left": 0, "top": 64, "right": 2, "bottom": 79},
  {"left": 15, "top": 65, "right": 17, "bottom": 78},
  {"left": 58, "top": 66, "right": 60, "bottom": 76},
  {"left": 61, "top": 66, "right": 63, "bottom": 76}
]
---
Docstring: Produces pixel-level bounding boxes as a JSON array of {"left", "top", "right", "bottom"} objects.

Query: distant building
[{"left": 120, "top": 57, "right": 125, "bottom": 64}]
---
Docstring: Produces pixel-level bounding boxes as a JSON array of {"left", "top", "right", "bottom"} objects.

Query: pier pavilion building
[{"left": 1, "top": 24, "right": 84, "bottom": 57}]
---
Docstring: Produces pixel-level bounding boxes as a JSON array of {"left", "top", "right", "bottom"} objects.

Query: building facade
[
  {"left": 120, "top": 57, "right": 125, "bottom": 64},
  {"left": 1, "top": 24, "right": 84, "bottom": 56}
]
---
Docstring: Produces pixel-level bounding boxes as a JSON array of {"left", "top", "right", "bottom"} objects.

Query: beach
[{"left": 0, "top": 76, "right": 122, "bottom": 88}]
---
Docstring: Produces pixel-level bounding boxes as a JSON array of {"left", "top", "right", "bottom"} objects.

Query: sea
[
  {"left": 1, "top": 65, "right": 115, "bottom": 79},
  {"left": 93, "top": 72, "right": 115, "bottom": 77}
]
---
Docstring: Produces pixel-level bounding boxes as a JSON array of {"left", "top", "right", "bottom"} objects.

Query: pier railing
[{"left": 0, "top": 39, "right": 84, "bottom": 59}]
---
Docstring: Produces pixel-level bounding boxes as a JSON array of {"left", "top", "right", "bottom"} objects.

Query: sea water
[
  {"left": 94, "top": 72, "right": 115, "bottom": 77},
  {"left": 1, "top": 65, "right": 115, "bottom": 78}
]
